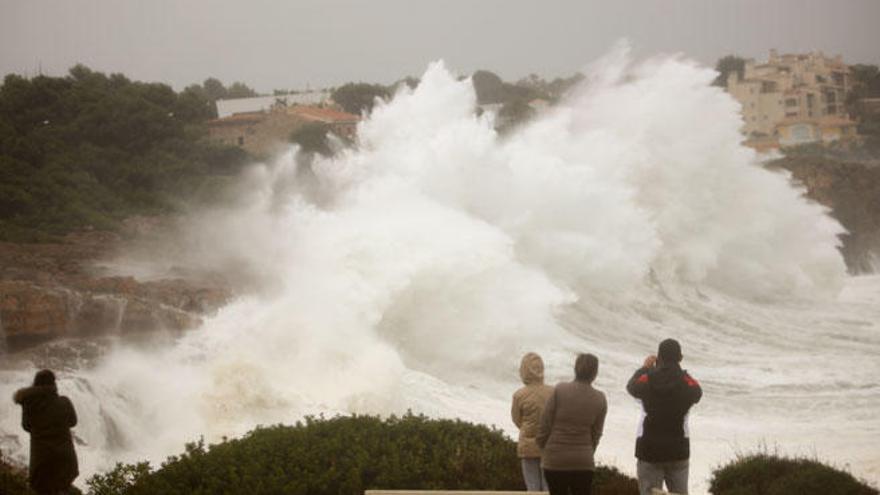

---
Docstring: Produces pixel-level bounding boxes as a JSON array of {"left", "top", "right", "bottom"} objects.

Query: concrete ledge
[{"left": 367, "top": 492, "right": 547, "bottom": 495}]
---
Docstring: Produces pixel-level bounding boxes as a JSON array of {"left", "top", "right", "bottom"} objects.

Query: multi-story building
[{"left": 726, "top": 50, "right": 858, "bottom": 149}]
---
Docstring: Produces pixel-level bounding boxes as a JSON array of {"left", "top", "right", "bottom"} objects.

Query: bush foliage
[
  {"left": 1, "top": 451, "right": 35, "bottom": 495},
  {"left": 87, "top": 414, "right": 637, "bottom": 495},
  {"left": 710, "top": 453, "right": 878, "bottom": 495}
]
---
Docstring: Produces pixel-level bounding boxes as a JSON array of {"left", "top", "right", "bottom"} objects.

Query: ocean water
[{"left": 1, "top": 46, "right": 877, "bottom": 493}]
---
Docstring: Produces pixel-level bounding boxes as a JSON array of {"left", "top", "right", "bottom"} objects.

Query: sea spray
[{"left": 2, "top": 47, "right": 872, "bottom": 492}]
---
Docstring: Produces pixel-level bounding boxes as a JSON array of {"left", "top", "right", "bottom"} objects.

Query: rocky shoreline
[
  {"left": 0, "top": 224, "right": 230, "bottom": 351},
  {"left": 769, "top": 154, "right": 880, "bottom": 274},
  {"left": 2, "top": 154, "right": 878, "bottom": 351}
]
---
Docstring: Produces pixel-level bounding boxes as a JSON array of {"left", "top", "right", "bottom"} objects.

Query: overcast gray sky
[{"left": 1, "top": 0, "right": 878, "bottom": 92}]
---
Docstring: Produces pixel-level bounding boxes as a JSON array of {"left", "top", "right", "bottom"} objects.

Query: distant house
[
  {"left": 289, "top": 106, "right": 359, "bottom": 139},
  {"left": 206, "top": 105, "right": 360, "bottom": 156},
  {"left": 725, "top": 50, "right": 858, "bottom": 149},
  {"left": 215, "top": 91, "right": 330, "bottom": 118}
]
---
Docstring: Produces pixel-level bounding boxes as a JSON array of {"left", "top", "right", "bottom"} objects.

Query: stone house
[{"left": 206, "top": 106, "right": 360, "bottom": 157}]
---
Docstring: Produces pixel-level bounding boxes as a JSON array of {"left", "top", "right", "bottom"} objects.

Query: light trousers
[
  {"left": 521, "top": 458, "right": 548, "bottom": 491},
  {"left": 637, "top": 459, "right": 689, "bottom": 495}
]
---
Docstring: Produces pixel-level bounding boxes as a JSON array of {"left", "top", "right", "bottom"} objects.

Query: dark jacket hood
[{"left": 13, "top": 385, "right": 58, "bottom": 409}]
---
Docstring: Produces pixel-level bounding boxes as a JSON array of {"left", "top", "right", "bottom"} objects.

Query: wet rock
[
  {"left": 769, "top": 155, "right": 880, "bottom": 274},
  {"left": 73, "top": 295, "right": 126, "bottom": 336},
  {"left": 0, "top": 281, "right": 75, "bottom": 347},
  {"left": 0, "top": 223, "right": 231, "bottom": 350}
]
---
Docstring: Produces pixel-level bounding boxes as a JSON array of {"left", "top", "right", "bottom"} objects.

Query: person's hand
[{"left": 642, "top": 355, "right": 657, "bottom": 369}]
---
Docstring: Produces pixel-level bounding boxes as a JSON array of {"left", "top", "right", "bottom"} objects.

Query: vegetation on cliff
[
  {"left": 710, "top": 453, "right": 878, "bottom": 495},
  {"left": 0, "top": 66, "right": 250, "bottom": 242},
  {"left": 85, "top": 414, "right": 638, "bottom": 495}
]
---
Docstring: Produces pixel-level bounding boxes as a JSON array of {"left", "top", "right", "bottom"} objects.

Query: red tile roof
[
  {"left": 291, "top": 106, "right": 360, "bottom": 123},
  {"left": 206, "top": 112, "right": 266, "bottom": 126}
]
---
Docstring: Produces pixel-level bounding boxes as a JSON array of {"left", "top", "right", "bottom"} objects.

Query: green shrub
[
  {"left": 0, "top": 451, "right": 34, "bottom": 495},
  {"left": 87, "top": 413, "right": 637, "bottom": 495},
  {"left": 710, "top": 453, "right": 878, "bottom": 495}
]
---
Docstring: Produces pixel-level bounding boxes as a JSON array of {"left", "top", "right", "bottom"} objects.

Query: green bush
[
  {"left": 87, "top": 414, "right": 637, "bottom": 495},
  {"left": 710, "top": 453, "right": 878, "bottom": 495},
  {"left": 0, "top": 451, "right": 34, "bottom": 495}
]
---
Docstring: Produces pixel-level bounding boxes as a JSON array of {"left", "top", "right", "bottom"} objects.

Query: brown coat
[
  {"left": 536, "top": 380, "right": 607, "bottom": 471},
  {"left": 511, "top": 353, "right": 554, "bottom": 458}
]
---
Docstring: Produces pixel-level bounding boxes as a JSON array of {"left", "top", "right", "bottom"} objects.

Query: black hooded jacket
[
  {"left": 626, "top": 362, "right": 701, "bottom": 462},
  {"left": 13, "top": 384, "right": 79, "bottom": 493}
]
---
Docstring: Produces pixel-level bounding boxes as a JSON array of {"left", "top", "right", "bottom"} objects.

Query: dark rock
[{"left": 769, "top": 155, "right": 880, "bottom": 274}]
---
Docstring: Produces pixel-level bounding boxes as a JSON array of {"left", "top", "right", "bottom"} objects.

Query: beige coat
[
  {"left": 536, "top": 380, "right": 607, "bottom": 471},
  {"left": 511, "top": 353, "right": 554, "bottom": 458}
]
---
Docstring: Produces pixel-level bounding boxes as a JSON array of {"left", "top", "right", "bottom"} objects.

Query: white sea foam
[{"left": 2, "top": 46, "right": 877, "bottom": 493}]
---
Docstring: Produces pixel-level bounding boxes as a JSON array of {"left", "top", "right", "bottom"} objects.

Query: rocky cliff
[
  {"left": 769, "top": 155, "right": 880, "bottom": 274},
  {"left": 0, "top": 227, "right": 229, "bottom": 351}
]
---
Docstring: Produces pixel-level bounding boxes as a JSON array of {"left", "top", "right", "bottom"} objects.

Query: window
[
  {"left": 785, "top": 98, "right": 798, "bottom": 107},
  {"left": 238, "top": 136, "right": 244, "bottom": 146}
]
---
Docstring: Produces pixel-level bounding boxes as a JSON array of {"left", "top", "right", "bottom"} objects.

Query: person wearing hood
[
  {"left": 626, "top": 339, "right": 702, "bottom": 495},
  {"left": 12, "top": 369, "right": 79, "bottom": 495},
  {"left": 511, "top": 352, "right": 554, "bottom": 491}
]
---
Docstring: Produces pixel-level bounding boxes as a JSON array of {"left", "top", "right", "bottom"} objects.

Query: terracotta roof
[
  {"left": 206, "top": 112, "right": 266, "bottom": 126},
  {"left": 290, "top": 106, "right": 360, "bottom": 123}
]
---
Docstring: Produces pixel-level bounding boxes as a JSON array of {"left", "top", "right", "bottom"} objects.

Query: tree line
[{"left": 0, "top": 65, "right": 249, "bottom": 241}]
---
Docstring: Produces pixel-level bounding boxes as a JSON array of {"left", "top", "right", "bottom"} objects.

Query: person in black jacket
[
  {"left": 626, "top": 339, "right": 701, "bottom": 495},
  {"left": 12, "top": 369, "right": 79, "bottom": 495}
]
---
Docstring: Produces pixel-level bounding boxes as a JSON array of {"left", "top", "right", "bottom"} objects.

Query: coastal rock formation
[
  {"left": 0, "top": 279, "right": 220, "bottom": 349},
  {"left": 0, "top": 281, "right": 73, "bottom": 344},
  {"left": 0, "top": 229, "right": 230, "bottom": 350},
  {"left": 769, "top": 155, "right": 880, "bottom": 273}
]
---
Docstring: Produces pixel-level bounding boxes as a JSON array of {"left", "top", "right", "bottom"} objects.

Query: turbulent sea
[{"left": 2, "top": 46, "right": 878, "bottom": 493}]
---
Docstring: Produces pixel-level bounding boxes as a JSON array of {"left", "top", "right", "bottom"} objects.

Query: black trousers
[{"left": 543, "top": 469, "right": 594, "bottom": 495}]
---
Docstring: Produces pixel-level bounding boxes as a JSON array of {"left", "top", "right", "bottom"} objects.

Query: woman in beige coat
[
  {"left": 537, "top": 353, "right": 607, "bottom": 495},
  {"left": 511, "top": 352, "right": 555, "bottom": 491}
]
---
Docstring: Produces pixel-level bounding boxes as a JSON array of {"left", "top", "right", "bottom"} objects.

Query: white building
[{"left": 216, "top": 91, "right": 330, "bottom": 118}]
